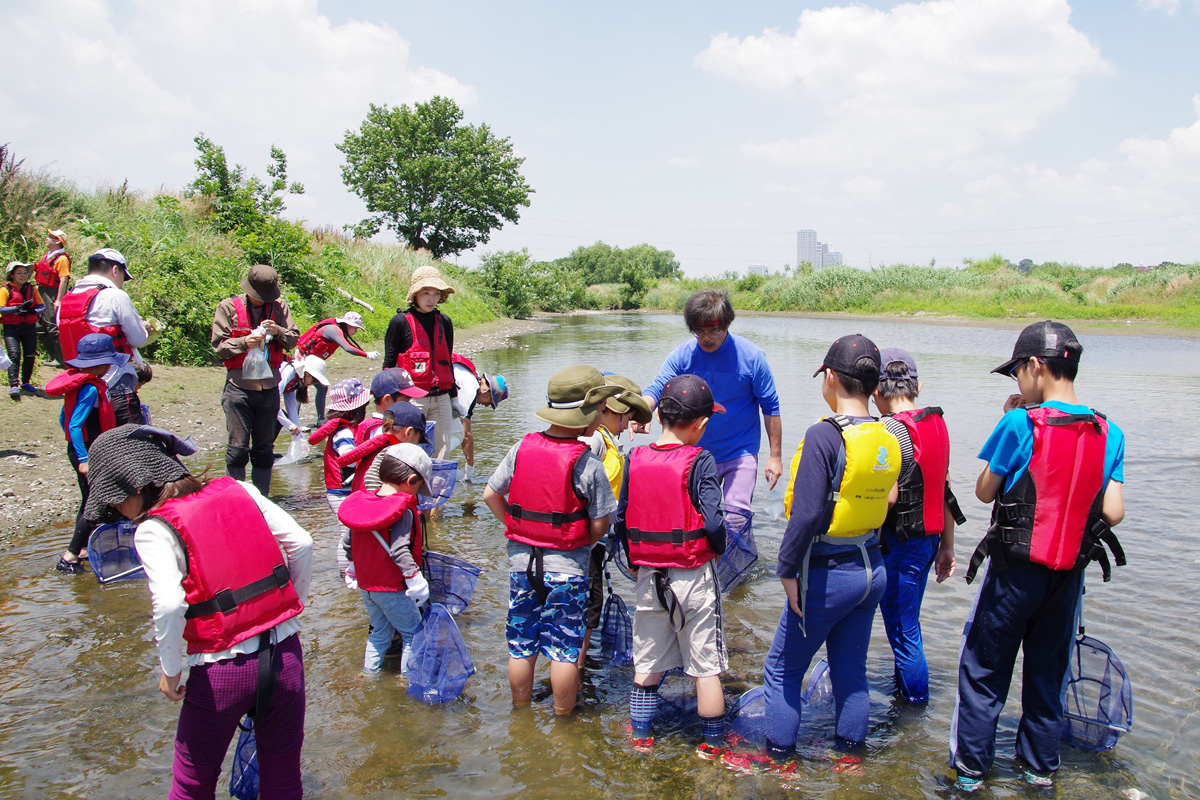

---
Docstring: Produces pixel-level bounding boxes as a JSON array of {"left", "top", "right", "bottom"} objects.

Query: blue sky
[{"left": 3, "top": 0, "right": 1199, "bottom": 275}]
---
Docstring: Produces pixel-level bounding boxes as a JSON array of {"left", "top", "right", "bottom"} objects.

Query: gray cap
[{"left": 879, "top": 347, "right": 918, "bottom": 379}]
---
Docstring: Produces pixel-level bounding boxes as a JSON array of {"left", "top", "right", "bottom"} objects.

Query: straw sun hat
[{"left": 406, "top": 266, "right": 455, "bottom": 304}]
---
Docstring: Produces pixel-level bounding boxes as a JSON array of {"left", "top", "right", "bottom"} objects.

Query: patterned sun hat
[{"left": 326, "top": 377, "right": 370, "bottom": 412}]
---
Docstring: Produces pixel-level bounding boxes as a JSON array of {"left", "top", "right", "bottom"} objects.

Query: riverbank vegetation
[{"left": 3, "top": 141, "right": 1196, "bottom": 367}]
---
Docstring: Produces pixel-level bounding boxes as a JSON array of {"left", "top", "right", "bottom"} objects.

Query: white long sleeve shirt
[{"left": 133, "top": 481, "right": 314, "bottom": 677}]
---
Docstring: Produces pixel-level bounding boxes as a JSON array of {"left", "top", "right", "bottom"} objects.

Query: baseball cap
[
  {"left": 658, "top": 374, "right": 725, "bottom": 419},
  {"left": 879, "top": 347, "right": 919, "bottom": 379},
  {"left": 89, "top": 248, "right": 132, "bottom": 280},
  {"left": 814, "top": 334, "right": 881, "bottom": 382},
  {"left": 380, "top": 442, "right": 433, "bottom": 497},
  {"left": 389, "top": 401, "right": 429, "bottom": 443},
  {"left": 371, "top": 367, "right": 427, "bottom": 399},
  {"left": 991, "top": 320, "right": 1082, "bottom": 375}
]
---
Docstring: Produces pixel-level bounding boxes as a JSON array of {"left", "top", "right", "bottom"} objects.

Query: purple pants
[
  {"left": 716, "top": 454, "right": 758, "bottom": 513},
  {"left": 171, "top": 633, "right": 305, "bottom": 800}
]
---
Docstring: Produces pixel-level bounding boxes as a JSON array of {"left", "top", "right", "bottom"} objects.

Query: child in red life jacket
[
  {"left": 44, "top": 333, "right": 125, "bottom": 573},
  {"left": 277, "top": 355, "right": 328, "bottom": 436},
  {"left": 952, "top": 322, "right": 1126, "bottom": 792},
  {"left": 482, "top": 365, "right": 624, "bottom": 715},
  {"left": 614, "top": 374, "right": 729, "bottom": 758},
  {"left": 2, "top": 261, "right": 46, "bottom": 398},
  {"left": 309, "top": 377, "right": 370, "bottom": 524},
  {"left": 338, "top": 443, "right": 434, "bottom": 676},
  {"left": 81, "top": 424, "right": 313, "bottom": 800},
  {"left": 339, "top": 400, "right": 429, "bottom": 494},
  {"left": 872, "top": 347, "right": 965, "bottom": 704},
  {"left": 356, "top": 367, "right": 427, "bottom": 447}
]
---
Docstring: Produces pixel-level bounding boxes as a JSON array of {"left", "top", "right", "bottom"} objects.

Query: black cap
[
  {"left": 991, "top": 320, "right": 1081, "bottom": 375},
  {"left": 813, "top": 334, "right": 881, "bottom": 382},
  {"left": 659, "top": 374, "right": 725, "bottom": 418}
]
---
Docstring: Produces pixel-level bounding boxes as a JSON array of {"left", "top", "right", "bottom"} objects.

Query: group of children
[{"left": 50, "top": 314, "right": 1126, "bottom": 798}]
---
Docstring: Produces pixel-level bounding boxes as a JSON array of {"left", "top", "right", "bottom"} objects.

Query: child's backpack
[{"left": 406, "top": 603, "right": 476, "bottom": 704}]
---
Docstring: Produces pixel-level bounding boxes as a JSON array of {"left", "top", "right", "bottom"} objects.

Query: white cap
[{"left": 381, "top": 442, "right": 433, "bottom": 497}]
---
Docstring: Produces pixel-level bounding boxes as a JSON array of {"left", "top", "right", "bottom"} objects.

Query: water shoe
[
  {"left": 56, "top": 557, "right": 86, "bottom": 574},
  {"left": 954, "top": 774, "right": 984, "bottom": 793},
  {"left": 630, "top": 735, "right": 655, "bottom": 753},
  {"left": 1023, "top": 769, "right": 1053, "bottom": 787},
  {"left": 719, "top": 750, "right": 797, "bottom": 777},
  {"left": 696, "top": 743, "right": 727, "bottom": 761}
]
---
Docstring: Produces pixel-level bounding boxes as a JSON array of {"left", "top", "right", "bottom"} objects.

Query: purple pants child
[{"left": 170, "top": 633, "right": 306, "bottom": 800}]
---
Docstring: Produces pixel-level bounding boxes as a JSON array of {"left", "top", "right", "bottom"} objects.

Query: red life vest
[
  {"left": 404, "top": 311, "right": 453, "bottom": 391},
  {"left": 355, "top": 415, "right": 384, "bottom": 446},
  {"left": 308, "top": 417, "right": 356, "bottom": 490},
  {"left": 886, "top": 407, "right": 952, "bottom": 540},
  {"left": 967, "top": 406, "right": 1125, "bottom": 582},
  {"left": 58, "top": 285, "right": 130, "bottom": 361},
  {"left": 2, "top": 282, "right": 39, "bottom": 325},
  {"left": 35, "top": 250, "right": 68, "bottom": 289},
  {"left": 338, "top": 491, "right": 423, "bottom": 592},
  {"left": 296, "top": 319, "right": 341, "bottom": 360},
  {"left": 504, "top": 433, "right": 591, "bottom": 551},
  {"left": 223, "top": 296, "right": 288, "bottom": 371},
  {"left": 148, "top": 477, "right": 303, "bottom": 655},
  {"left": 335, "top": 431, "right": 390, "bottom": 492},
  {"left": 625, "top": 444, "right": 716, "bottom": 569},
  {"left": 45, "top": 369, "right": 116, "bottom": 447},
  {"left": 451, "top": 352, "right": 478, "bottom": 379}
]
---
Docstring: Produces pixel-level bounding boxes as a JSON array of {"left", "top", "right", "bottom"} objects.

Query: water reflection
[{"left": 1, "top": 313, "right": 1196, "bottom": 799}]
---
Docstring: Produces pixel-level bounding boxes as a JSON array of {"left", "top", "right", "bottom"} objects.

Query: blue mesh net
[
  {"left": 422, "top": 551, "right": 482, "bottom": 616},
  {"left": 600, "top": 591, "right": 633, "bottom": 666},
  {"left": 715, "top": 508, "right": 758, "bottom": 593},
  {"left": 1062, "top": 634, "right": 1133, "bottom": 752},
  {"left": 728, "top": 658, "right": 832, "bottom": 749},
  {"left": 417, "top": 459, "right": 459, "bottom": 511},
  {"left": 406, "top": 603, "right": 476, "bottom": 704},
  {"left": 228, "top": 716, "right": 258, "bottom": 800},
  {"left": 611, "top": 534, "right": 636, "bottom": 583},
  {"left": 87, "top": 522, "right": 145, "bottom": 584}
]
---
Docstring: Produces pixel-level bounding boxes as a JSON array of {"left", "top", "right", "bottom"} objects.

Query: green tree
[
  {"left": 187, "top": 134, "right": 304, "bottom": 235},
  {"left": 338, "top": 97, "right": 532, "bottom": 258}
]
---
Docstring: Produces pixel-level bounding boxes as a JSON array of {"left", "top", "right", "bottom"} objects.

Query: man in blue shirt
[
  {"left": 951, "top": 321, "right": 1126, "bottom": 792},
  {"left": 641, "top": 290, "right": 782, "bottom": 578}
]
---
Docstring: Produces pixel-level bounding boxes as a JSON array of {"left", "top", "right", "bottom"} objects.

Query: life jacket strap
[
  {"left": 626, "top": 526, "right": 707, "bottom": 545},
  {"left": 945, "top": 484, "right": 967, "bottom": 526},
  {"left": 912, "top": 406, "right": 943, "bottom": 423},
  {"left": 525, "top": 546, "right": 550, "bottom": 604},
  {"left": 651, "top": 569, "right": 686, "bottom": 632},
  {"left": 508, "top": 504, "right": 588, "bottom": 528},
  {"left": 184, "top": 564, "right": 291, "bottom": 619}
]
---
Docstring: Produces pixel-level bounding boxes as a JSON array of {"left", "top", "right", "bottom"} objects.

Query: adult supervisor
[
  {"left": 34, "top": 228, "right": 71, "bottom": 366},
  {"left": 212, "top": 264, "right": 300, "bottom": 496},
  {"left": 295, "top": 310, "right": 378, "bottom": 425},
  {"left": 641, "top": 289, "right": 783, "bottom": 566}
]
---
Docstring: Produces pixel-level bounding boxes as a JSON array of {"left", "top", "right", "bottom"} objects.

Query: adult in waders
[
  {"left": 212, "top": 265, "right": 300, "bottom": 497},
  {"left": 34, "top": 228, "right": 70, "bottom": 366},
  {"left": 382, "top": 266, "right": 457, "bottom": 458},
  {"left": 83, "top": 424, "right": 312, "bottom": 800},
  {"left": 951, "top": 321, "right": 1126, "bottom": 792},
  {"left": 641, "top": 289, "right": 782, "bottom": 582},
  {"left": 294, "top": 311, "right": 378, "bottom": 425},
  {"left": 57, "top": 248, "right": 150, "bottom": 425}
]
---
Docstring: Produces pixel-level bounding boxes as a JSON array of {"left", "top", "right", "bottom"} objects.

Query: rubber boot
[
  {"left": 227, "top": 463, "right": 247, "bottom": 482},
  {"left": 251, "top": 466, "right": 272, "bottom": 497}
]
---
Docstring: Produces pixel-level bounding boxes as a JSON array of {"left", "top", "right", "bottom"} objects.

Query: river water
[{"left": 1, "top": 313, "right": 1197, "bottom": 800}]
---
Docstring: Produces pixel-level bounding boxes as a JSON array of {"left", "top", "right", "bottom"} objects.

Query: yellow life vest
[
  {"left": 597, "top": 425, "right": 624, "bottom": 502},
  {"left": 783, "top": 416, "right": 901, "bottom": 537}
]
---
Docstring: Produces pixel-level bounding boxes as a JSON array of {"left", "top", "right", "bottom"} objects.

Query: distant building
[
  {"left": 748, "top": 264, "right": 767, "bottom": 276},
  {"left": 796, "top": 230, "right": 820, "bottom": 270},
  {"left": 826, "top": 251, "right": 843, "bottom": 267}
]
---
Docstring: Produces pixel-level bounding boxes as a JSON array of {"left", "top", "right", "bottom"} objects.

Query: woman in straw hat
[{"left": 382, "top": 266, "right": 458, "bottom": 458}]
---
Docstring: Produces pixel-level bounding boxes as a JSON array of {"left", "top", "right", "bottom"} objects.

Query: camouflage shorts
[{"left": 507, "top": 571, "right": 588, "bottom": 663}]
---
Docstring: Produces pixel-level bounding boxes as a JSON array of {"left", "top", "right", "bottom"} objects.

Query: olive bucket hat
[{"left": 534, "top": 365, "right": 624, "bottom": 429}]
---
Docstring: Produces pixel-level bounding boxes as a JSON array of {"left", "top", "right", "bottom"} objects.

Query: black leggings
[
  {"left": 4, "top": 323, "right": 36, "bottom": 386},
  {"left": 66, "top": 448, "right": 91, "bottom": 557}
]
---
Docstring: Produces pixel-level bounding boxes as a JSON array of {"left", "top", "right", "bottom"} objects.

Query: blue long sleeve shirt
[{"left": 59, "top": 382, "right": 100, "bottom": 462}]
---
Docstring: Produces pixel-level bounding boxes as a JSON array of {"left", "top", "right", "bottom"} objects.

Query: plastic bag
[
  {"left": 88, "top": 521, "right": 145, "bottom": 583},
  {"left": 406, "top": 603, "right": 476, "bottom": 704},
  {"left": 240, "top": 327, "right": 274, "bottom": 381},
  {"left": 0, "top": 349, "right": 10, "bottom": 371},
  {"left": 275, "top": 433, "right": 310, "bottom": 466},
  {"left": 764, "top": 486, "right": 786, "bottom": 521},
  {"left": 229, "top": 716, "right": 259, "bottom": 800},
  {"left": 716, "top": 507, "right": 758, "bottom": 593},
  {"left": 423, "top": 550, "right": 482, "bottom": 615}
]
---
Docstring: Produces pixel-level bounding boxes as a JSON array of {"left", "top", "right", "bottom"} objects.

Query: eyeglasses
[
  {"left": 691, "top": 327, "right": 727, "bottom": 342},
  {"left": 1008, "top": 358, "right": 1031, "bottom": 380}
]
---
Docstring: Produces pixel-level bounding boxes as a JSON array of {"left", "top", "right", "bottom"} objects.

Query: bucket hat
[
  {"left": 66, "top": 333, "right": 130, "bottom": 370},
  {"left": 5, "top": 261, "right": 30, "bottom": 280},
  {"left": 336, "top": 311, "right": 364, "bottom": 329},
  {"left": 406, "top": 266, "right": 455, "bottom": 304},
  {"left": 326, "top": 377, "right": 370, "bottom": 412},
  {"left": 240, "top": 264, "right": 280, "bottom": 303},
  {"left": 83, "top": 424, "right": 198, "bottom": 523},
  {"left": 602, "top": 374, "right": 652, "bottom": 424},
  {"left": 299, "top": 354, "right": 330, "bottom": 386},
  {"left": 534, "top": 365, "right": 623, "bottom": 429}
]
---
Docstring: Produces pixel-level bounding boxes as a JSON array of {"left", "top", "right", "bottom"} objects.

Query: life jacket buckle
[{"left": 213, "top": 588, "right": 237, "bottom": 615}]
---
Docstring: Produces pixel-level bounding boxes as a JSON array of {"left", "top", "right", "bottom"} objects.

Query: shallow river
[{"left": 2, "top": 313, "right": 1198, "bottom": 800}]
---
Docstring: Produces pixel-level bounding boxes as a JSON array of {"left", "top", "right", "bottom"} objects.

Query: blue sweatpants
[
  {"left": 950, "top": 559, "right": 1083, "bottom": 778},
  {"left": 762, "top": 547, "right": 887, "bottom": 752},
  {"left": 878, "top": 530, "right": 940, "bottom": 703}
]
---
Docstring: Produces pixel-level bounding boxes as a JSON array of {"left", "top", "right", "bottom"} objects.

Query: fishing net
[
  {"left": 422, "top": 551, "right": 482, "bottom": 615},
  {"left": 406, "top": 603, "right": 476, "bottom": 704},
  {"left": 228, "top": 716, "right": 258, "bottom": 800},
  {"left": 87, "top": 521, "right": 145, "bottom": 583},
  {"left": 599, "top": 590, "right": 633, "bottom": 666},
  {"left": 1062, "top": 634, "right": 1133, "bottom": 752},
  {"left": 417, "top": 458, "right": 459, "bottom": 511},
  {"left": 715, "top": 507, "right": 758, "bottom": 593},
  {"left": 611, "top": 533, "right": 636, "bottom": 583},
  {"left": 728, "top": 658, "right": 832, "bottom": 749}
]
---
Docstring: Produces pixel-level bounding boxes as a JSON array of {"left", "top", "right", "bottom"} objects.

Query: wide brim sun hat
[
  {"left": 337, "top": 311, "right": 364, "bottom": 330},
  {"left": 301, "top": 354, "right": 330, "bottom": 386},
  {"left": 82, "top": 425, "right": 198, "bottom": 523},
  {"left": 534, "top": 365, "right": 624, "bottom": 429},
  {"left": 405, "top": 265, "right": 455, "bottom": 304},
  {"left": 602, "top": 375, "right": 653, "bottom": 425},
  {"left": 326, "top": 377, "right": 369, "bottom": 412}
]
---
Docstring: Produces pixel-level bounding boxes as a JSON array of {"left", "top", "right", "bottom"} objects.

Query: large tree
[{"left": 338, "top": 96, "right": 532, "bottom": 258}]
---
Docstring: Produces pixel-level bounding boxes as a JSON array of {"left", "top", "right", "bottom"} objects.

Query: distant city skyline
[{"left": 796, "top": 229, "right": 843, "bottom": 270}]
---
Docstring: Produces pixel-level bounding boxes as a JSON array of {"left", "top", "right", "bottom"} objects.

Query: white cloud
[
  {"left": 666, "top": 157, "right": 700, "bottom": 168},
  {"left": 1117, "top": 95, "right": 1200, "bottom": 187},
  {"left": 696, "top": 0, "right": 1108, "bottom": 172},
  {"left": 0, "top": 0, "right": 473, "bottom": 224}
]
